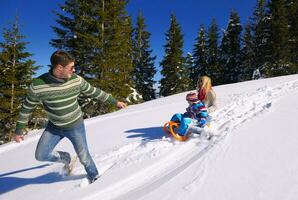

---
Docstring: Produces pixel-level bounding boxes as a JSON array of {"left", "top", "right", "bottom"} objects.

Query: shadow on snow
[
  {"left": 125, "top": 126, "right": 166, "bottom": 141},
  {"left": 0, "top": 164, "right": 84, "bottom": 195}
]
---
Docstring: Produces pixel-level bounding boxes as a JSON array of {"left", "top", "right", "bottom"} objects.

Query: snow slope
[{"left": 1, "top": 74, "right": 298, "bottom": 200}]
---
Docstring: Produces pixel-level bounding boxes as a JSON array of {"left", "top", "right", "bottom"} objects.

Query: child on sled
[{"left": 170, "top": 92, "right": 208, "bottom": 136}]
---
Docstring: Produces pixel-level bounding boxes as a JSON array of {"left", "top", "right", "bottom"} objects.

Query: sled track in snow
[{"left": 82, "top": 79, "right": 298, "bottom": 200}]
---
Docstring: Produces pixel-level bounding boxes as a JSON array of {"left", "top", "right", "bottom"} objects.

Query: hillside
[{"left": 1, "top": 74, "right": 298, "bottom": 200}]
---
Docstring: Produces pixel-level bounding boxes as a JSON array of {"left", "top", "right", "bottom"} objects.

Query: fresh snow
[{"left": 1, "top": 74, "right": 298, "bottom": 200}]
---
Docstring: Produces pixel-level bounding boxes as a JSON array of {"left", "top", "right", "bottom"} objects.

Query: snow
[
  {"left": 126, "top": 87, "right": 142, "bottom": 103},
  {"left": 1, "top": 74, "right": 298, "bottom": 200}
]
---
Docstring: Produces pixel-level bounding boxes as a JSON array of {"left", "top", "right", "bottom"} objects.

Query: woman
[{"left": 197, "top": 76, "right": 217, "bottom": 113}]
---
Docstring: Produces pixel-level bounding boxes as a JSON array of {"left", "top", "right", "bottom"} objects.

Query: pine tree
[
  {"left": 266, "top": 0, "right": 293, "bottom": 76},
  {"left": 51, "top": 0, "right": 134, "bottom": 117},
  {"left": 185, "top": 52, "right": 195, "bottom": 89},
  {"left": 51, "top": 0, "right": 94, "bottom": 77},
  {"left": 0, "top": 18, "right": 39, "bottom": 143},
  {"left": 285, "top": 0, "right": 298, "bottom": 69},
  {"left": 132, "top": 12, "right": 156, "bottom": 101},
  {"left": 240, "top": 22, "right": 255, "bottom": 81},
  {"left": 206, "top": 19, "right": 221, "bottom": 85},
  {"left": 251, "top": 0, "right": 271, "bottom": 77},
  {"left": 220, "top": 10, "right": 243, "bottom": 84},
  {"left": 93, "top": 0, "right": 133, "bottom": 103},
  {"left": 192, "top": 25, "right": 208, "bottom": 86},
  {"left": 159, "top": 14, "right": 191, "bottom": 96}
]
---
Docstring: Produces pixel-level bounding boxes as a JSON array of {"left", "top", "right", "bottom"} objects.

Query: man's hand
[
  {"left": 14, "top": 135, "right": 24, "bottom": 143},
  {"left": 116, "top": 101, "right": 127, "bottom": 109}
]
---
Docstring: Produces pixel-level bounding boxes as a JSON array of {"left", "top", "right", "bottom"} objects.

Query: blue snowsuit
[{"left": 170, "top": 101, "right": 208, "bottom": 136}]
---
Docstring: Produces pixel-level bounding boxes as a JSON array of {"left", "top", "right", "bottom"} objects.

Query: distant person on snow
[
  {"left": 14, "top": 50, "right": 127, "bottom": 184},
  {"left": 170, "top": 92, "right": 208, "bottom": 136},
  {"left": 197, "top": 76, "right": 217, "bottom": 113}
]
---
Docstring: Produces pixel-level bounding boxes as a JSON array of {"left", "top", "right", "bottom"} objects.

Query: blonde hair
[{"left": 197, "top": 76, "right": 212, "bottom": 94}]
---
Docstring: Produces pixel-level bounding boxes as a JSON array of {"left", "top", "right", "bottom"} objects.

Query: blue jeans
[{"left": 35, "top": 120, "right": 98, "bottom": 180}]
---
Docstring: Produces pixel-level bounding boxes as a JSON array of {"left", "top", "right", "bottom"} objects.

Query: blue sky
[{"left": 0, "top": 0, "right": 256, "bottom": 81}]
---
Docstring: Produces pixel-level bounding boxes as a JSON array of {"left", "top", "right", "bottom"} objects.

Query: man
[{"left": 14, "top": 50, "right": 127, "bottom": 184}]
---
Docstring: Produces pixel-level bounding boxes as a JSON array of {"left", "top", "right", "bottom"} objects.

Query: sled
[{"left": 163, "top": 121, "right": 191, "bottom": 142}]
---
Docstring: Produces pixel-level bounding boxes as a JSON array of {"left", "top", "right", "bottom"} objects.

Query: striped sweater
[{"left": 15, "top": 72, "right": 117, "bottom": 135}]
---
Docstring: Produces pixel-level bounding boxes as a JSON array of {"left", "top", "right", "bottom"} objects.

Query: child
[{"left": 170, "top": 92, "right": 208, "bottom": 136}]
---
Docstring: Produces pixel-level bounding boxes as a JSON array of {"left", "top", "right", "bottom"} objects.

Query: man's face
[{"left": 58, "top": 62, "right": 75, "bottom": 79}]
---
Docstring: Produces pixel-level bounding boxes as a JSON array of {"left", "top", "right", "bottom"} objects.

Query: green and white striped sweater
[{"left": 15, "top": 72, "right": 117, "bottom": 135}]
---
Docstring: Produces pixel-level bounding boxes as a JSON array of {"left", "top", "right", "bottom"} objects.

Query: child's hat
[{"left": 186, "top": 92, "right": 199, "bottom": 102}]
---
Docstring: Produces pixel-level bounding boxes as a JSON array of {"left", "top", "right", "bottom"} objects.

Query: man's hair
[{"left": 50, "top": 50, "right": 75, "bottom": 68}]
